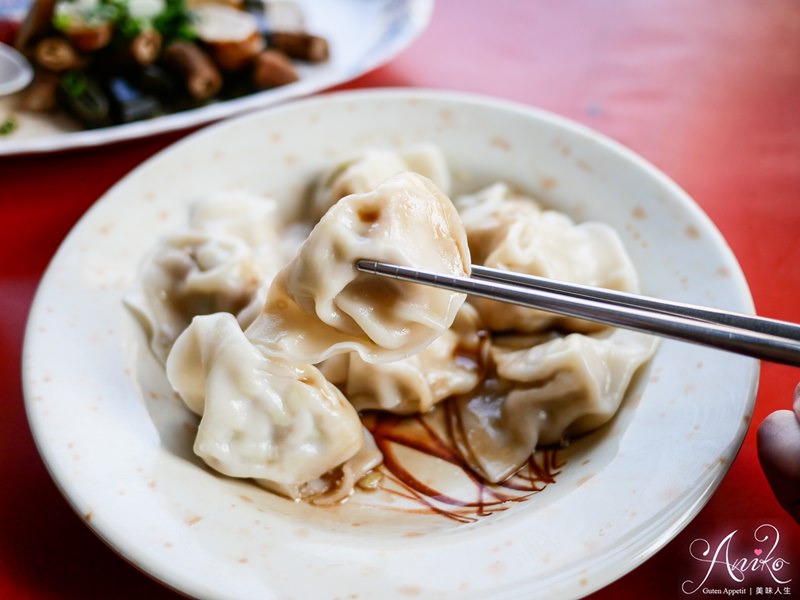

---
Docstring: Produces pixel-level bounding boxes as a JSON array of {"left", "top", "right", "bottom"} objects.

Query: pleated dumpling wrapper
[
  {"left": 247, "top": 171, "right": 471, "bottom": 364},
  {"left": 321, "top": 303, "right": 486, "bottom": 415},
  {"left": 473, "top": 210, "right": 639, "bottom": 333},
  {"left": 125, "top": 191, "right": 284, "bottom": 364},
  {"left": 166, "top": 313, "right": 365, "bottom": 487},
  {"left": 450, "top": 328, "right": 658, "bottom": 483},
  {"left": 310, "top": 144, "right": 451, "bottom": 222}
]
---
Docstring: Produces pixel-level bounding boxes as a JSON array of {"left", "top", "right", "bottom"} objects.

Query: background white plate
[
  {"left": 0, "top": 0, "right": 433, "bottom": 155},
  {"left": 23, "top": 90, "right": 758, "bottom": 599}
]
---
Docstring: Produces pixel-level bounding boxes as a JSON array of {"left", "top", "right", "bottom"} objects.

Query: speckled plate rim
[
  {"left": 0, "top": 0, "right": 433, "bottom": 156},
  {"left": 21, "top": 88, "right": 759, "bottom": 599}
]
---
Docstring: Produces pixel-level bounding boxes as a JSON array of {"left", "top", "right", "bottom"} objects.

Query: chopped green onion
[
  {"left": 0, "top": 116, "right": 17, "bottom": 136},
  {"left": 61, "top": 71, "right": 88, "bottom": 98},
  {"left": 152, "top": 0, "right": 197, "bottom": 42}
]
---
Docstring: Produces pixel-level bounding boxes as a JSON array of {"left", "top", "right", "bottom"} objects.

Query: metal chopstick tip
[{"left": 355, "top": 259, "right": 379, "bottom": 273}]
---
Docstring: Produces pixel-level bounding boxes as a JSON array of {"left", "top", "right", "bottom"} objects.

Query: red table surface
[{"left": 1, "top": 1, "right": 798, "bottom": 598}]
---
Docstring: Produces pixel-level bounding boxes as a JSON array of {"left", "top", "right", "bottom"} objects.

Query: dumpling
[
  {"left": 493, "top": 328, "right": 658, "bottom": 444},
  {"left": 450, "top": 328, "right": 657, "bottom": 483},
  {"left": 126, "top": 231, "right": 264, "bottom": 364},
  {"left": 166, "top": 313, "right": 367, "bottom": 490},
  {"left": 310, "top": 144, "right": 451, "bottom": 221},
  {"left": 126, "top": 192, "right": 284, "bottom": 363},
  {"left": 397, "top": 144, "right": 451, "bottom": 194},
  {"left": 469, "top": 208, "right": 640, "bottom": 333},
  {"left": 454, "top": 182, "right": 542, "bottom": 264},
  {"left": 257, "top": 428, "right": 383, "bottom": 504},
  {"left": 189, "top": 190, "right": 283, "bottom": 250},
  {"left": 247, "top": 172, "right": 471, "bottom": 364},
  {"left": 330, "top": 304, "right": 487, "bottom": 415}
]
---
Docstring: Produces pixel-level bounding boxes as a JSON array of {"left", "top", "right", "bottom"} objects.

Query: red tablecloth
[{"left": 1, "top": 1, "right": 798, "bottom": 598}]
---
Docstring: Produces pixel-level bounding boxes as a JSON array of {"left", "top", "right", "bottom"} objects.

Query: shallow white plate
[
  {"left": 0, "top": 0, "right": 432, "bottom": 155},
  {"left": 23, "top": 89, "right": 758, "bottom": 599}
]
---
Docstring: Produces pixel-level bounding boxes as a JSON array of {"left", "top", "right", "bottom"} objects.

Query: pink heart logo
[{"left": 754, "top": 549, "right": 763, "bottom": 556}]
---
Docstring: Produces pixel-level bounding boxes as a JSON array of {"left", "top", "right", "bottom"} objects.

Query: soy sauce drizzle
[{"left": 363, "top": 403, "right": 564, "bottom": 523}]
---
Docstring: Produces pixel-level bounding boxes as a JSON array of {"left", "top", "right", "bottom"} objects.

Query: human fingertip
[
  {"left": 757, "top": 410, "right": 800, "bottom": 524},
  {"left": 794, "top": 383, "right": 800, "bottom": 420}
]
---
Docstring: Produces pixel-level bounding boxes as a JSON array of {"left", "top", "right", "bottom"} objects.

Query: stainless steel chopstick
[
  {"left": 355, "top": 259, "right": 800, "bottom": 367},
  {"left": 470, "top": 264, "right": 800, "bottom": 340}
]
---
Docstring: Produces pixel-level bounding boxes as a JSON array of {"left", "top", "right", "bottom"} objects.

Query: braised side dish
[
  {"left": 127, "top": 145, "right": 657, "bottom": 505},
  {"left": 8, "top": 0, "right": 328, "bottom": 128}
]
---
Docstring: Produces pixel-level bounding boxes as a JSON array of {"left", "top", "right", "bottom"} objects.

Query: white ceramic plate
[
  {"left": 23, "top": 89, "right": 758, "bottom": 599},
  {"left": 0, "top": 0, "right": 432, "bottom": 155}
]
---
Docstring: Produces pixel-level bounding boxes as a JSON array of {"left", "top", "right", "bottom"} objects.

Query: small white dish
[
  {"left": 23, "top": 89, "right": 758, "bottom": 599},
  {"left": 0, "top": 0, "right": 433, "bottom": 155},
  {"left": 0, "top": 42, "right": 32, "bottom": 96}
]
